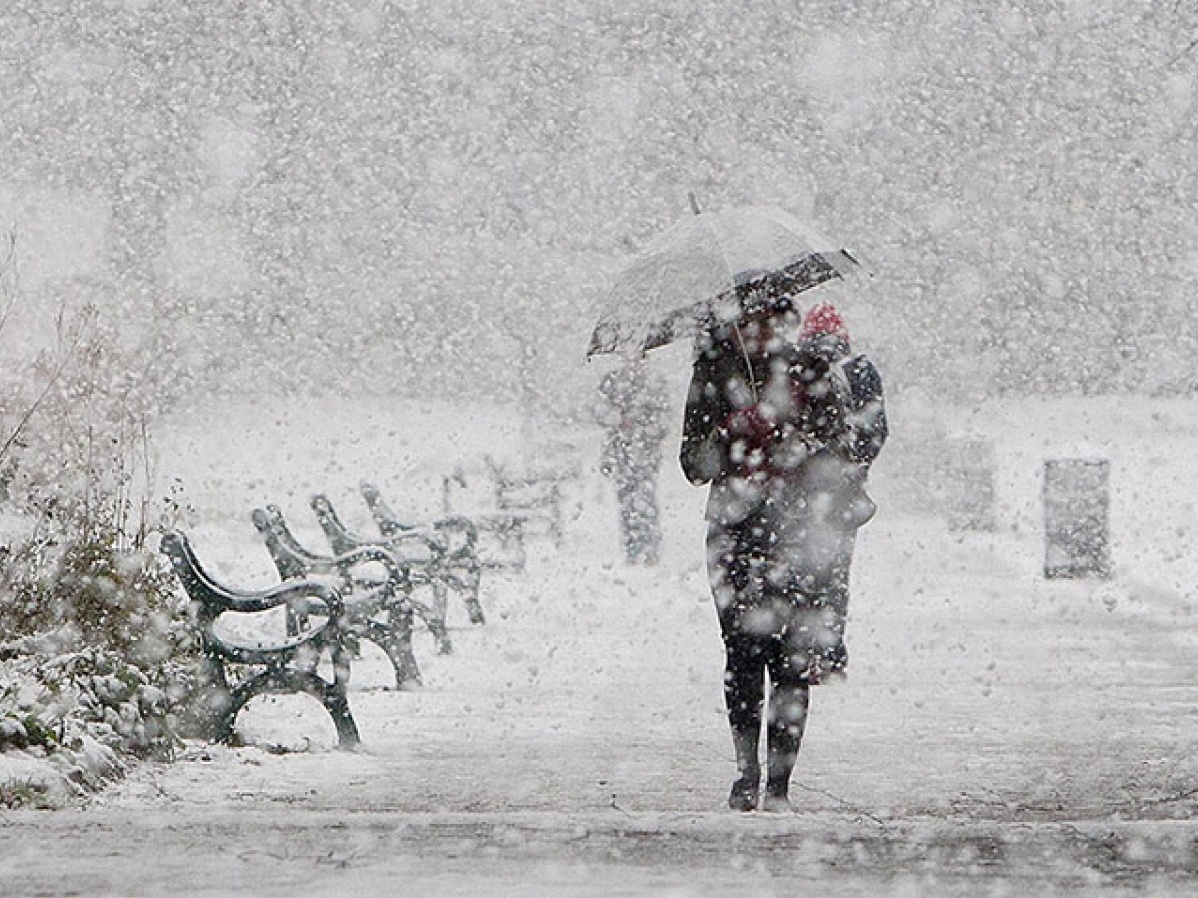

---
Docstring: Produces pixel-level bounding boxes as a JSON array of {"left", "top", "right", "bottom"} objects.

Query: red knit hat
[{"left": 799, "top": 301, "right": 849, "bottom": 340}]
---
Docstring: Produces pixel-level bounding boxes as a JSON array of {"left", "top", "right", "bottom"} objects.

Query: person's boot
[
  {"left": 763, "top": 685, "right": 809, "bottom": 813},
  {"left": 728, "top": 775, "right": 758, "bottom": 812},
  {"left": 728, "top": 726, "right": 761, "bottom": 812},
  {"left": 760, "top": 780, "right": 793, "bottom": 813}
]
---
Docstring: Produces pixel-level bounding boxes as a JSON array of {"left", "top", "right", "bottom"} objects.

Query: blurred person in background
[{"left": 594, "top": 359, "right": 671, "bottom": 565}]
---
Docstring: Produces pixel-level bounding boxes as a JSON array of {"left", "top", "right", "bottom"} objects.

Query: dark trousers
[
  {"left": 612, "top": 470, "right": 661, "bottom": 564},
  {"left": 708, "top": 495, "right": 854, "bottom": 792},
  {"left": 721, "top": 627, "right": 811, "bottom": 792}
]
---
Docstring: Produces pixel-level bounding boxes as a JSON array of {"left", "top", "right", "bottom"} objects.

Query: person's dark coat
[
  {"left": 680, "top": 324, "right": 887, "bottom": 682},
  {"left": 595, "top": 363, "right": 670, "bottom": 564}
]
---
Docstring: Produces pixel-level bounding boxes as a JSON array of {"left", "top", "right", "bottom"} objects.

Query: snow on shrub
[{"left": 0, "top": 233, "right": 206, "bottom": 793}]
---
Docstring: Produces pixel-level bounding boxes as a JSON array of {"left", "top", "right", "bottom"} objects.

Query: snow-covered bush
[
  {"left": 0, "top": 233, "right": 204, "bottom": 783},
  {"left": 24, "top": 648, "right": 182, "bottom": 759},
  {"left": 0, "top": 673, "right": 56, "bottom": 752},
  {"left": 0, "top": 526, "right": 188, "bottom": 667}
]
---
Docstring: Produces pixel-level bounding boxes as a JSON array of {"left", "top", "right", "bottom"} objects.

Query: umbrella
[{"left": 588, "top": 205, "right": 863, "bottom": 357}]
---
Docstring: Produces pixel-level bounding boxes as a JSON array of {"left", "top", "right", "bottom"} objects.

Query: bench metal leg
[
  {"left": 410, "top": 583, "right": 452, "bottom": 654},
  {"left": 455, "top": 563, "right": 485, "bottom": 624},
  {"left": 363, "top": 617, "right": 422, "bottom": 688},
  {"left": 220, "top": 667, "right": 361, "bottom": 749}
]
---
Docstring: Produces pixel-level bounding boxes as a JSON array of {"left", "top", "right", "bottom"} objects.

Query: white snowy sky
[{"left": 1, "top": 1, "right": 1197, "bottom": 411}]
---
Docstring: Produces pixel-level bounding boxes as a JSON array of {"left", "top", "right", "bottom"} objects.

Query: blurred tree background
[{"left": 2, "top": 0, "right": 1197, "bottom": 413}]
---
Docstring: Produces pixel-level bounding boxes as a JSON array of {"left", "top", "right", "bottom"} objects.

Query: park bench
[
  {"left": 359, "top": 481, "right": 485, "bottom": 624},
  {"left": 314, "top": 488, "right": 485, "bottom": 627},
  {"left": 250, "top": 506, "right": 428, "bottom": 686},
  {"left": 260, "top": 501, "right": 451, "bottom": 655},
  {"left": 306, "top": 495, "right": 447, "bottom": 648},
  {"left": 440, "top": 455, "right": 576, "bottom": 570},
  {"left": 159, "top": 530, "right": 361, "bottom": 748},
  {"left": 484, "top": 454, "right": 568, "bottom": 546}
]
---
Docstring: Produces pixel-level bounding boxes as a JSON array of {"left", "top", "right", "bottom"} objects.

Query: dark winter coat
[
  {"left": 679, "top": 327, "right": 888, "bottom": 682},
  {"left": 595, "top": 365, "right": 670, "bottom": 480},
  {"left": 680, "top": 331, "right": 887, "bottom": 494}
]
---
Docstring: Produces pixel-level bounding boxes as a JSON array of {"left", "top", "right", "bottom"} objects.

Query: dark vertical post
[
  {"left": 1043, "top": 458, "right": 1111, "bottom": 579},
  {"left": 943, "top": 437, "right": 996, "bottom": 531}
]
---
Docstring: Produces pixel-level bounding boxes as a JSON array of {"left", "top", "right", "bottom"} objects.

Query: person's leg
[
  {"left": 709, "top": 513, "right": 770, "bottom": 810},
  {"left": 723, "top": 630, "right": 766, "bottom": 811},
  {"left": 613, "top": 475, "right": 638, "bottom": 562},
  {"left": 628, "top": 475, "right": 662, "bottom": 563},
  {"left": 757, "top": 552, "right": 849, "bottom": 810},
  {"left": 762, "top": 649, "right": 810, "bottom": 811}
]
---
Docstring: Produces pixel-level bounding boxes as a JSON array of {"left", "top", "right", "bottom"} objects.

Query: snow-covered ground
[{"left": 3, "top": 390, "right": 1197, "bottom": 896}]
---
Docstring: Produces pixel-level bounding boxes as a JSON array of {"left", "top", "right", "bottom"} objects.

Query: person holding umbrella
[
  {"left": 586, "top": 202, "right": 881, "bottom": 811},
  {"left": 680, "top": 296, "right": 888, "bottom": 812}
]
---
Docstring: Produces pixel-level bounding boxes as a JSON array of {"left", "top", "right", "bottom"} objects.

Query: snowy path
[{"left": 4, "top": 492, "right": 1197, "bottom": 895}]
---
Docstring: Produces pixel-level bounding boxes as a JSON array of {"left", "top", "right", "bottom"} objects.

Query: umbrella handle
[{"left": 732, "top": 322, "right": 759, "bottom": 405}]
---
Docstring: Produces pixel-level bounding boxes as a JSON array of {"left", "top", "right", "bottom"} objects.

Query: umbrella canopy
[{"left": 588, "top": 206, "right": 862, "bottom": 357}]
